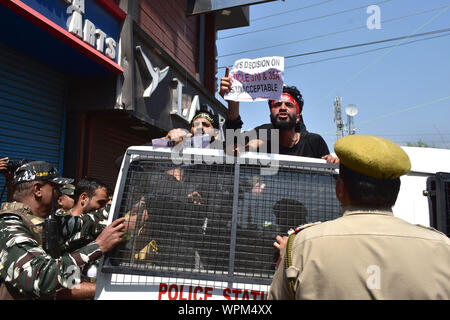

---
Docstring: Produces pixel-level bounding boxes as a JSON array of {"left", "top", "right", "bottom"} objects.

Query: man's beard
[
  {"left": 270, "top": 113, "right": 297, "bottom": 130},
  {"left": 83, "top": 198, "right": 95, "bottom": 214}
]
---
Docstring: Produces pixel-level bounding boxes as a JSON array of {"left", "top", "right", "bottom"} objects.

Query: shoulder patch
[
  {"left": 415, "top": 224, "right": 447, "bottom": 237},
  {"left": 288, "top": 221, "right": 322, "bottom": 235}
]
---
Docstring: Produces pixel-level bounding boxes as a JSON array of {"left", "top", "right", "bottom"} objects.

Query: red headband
[{"left": 270, "top": 93, "right": 300, "bottom": 115}]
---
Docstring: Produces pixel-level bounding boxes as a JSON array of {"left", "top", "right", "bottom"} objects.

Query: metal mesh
[
  {"left": 104, "top": 151, "right": 341, "bottom": 285},
  {"left": 234, "top": 164, "right": 340, "bottom": 279}
]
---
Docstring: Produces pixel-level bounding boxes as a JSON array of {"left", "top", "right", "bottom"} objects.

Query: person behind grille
[
  {"left": 114, "top": 106, "right": 221, "bottom": 171},
  {"left": 127, "top": 165, "right": 211, "bottom": 270},
  {"left": 162, "top": 106, "right": 220, "bottom": 147},
  {"left": 271, "top": 199, "right": 307, "bottom": 268},
  {"left": 219, "top": 68, "right": 338, "bottom": 164},
  {"left": 0, "top": 161, "right": 126, "bottom": 300},
  {"left": 268, "top": 135, "right": 450, "bottom": 300},
  {"left": 112, "top": 107, "right": 224, "bottom": 270}
]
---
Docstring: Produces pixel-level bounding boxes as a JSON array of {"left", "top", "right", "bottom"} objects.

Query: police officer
[
  {"left": 0, "top": 161, "right": 126, "bottom": 299},
  {"left": 268, "top": 135, "right": 450, "bottom": 299}
]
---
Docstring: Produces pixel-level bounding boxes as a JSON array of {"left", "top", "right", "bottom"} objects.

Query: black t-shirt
[
  {"left": 253, "top": 124, "right": 329, "bottom": 158},
  {"left": 276, "top": 131, "right": 329, "bottom": 157},
  {"left": 225, "top": 118, "right": 330, "bottom": 158}
]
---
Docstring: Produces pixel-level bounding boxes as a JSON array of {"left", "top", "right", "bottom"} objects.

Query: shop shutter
[{"left": 0, "top": 43, "right": 66, "bottom": 203}]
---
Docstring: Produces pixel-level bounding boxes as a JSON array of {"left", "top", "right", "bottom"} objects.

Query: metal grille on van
[
  {"left": 426, "top": 172, "right": 450, "bottom": 237},
  {"left": 103, "top": 148, "right": 341, "bottom": 285}
]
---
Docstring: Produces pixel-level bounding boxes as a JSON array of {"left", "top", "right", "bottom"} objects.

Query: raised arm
[{"left": 220, "top": 66, "right": 241, "bottom": 124}]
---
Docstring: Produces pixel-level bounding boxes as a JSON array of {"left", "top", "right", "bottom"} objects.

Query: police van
[{"left": 94, "top": 145, "right": 450, "bottom": 300}]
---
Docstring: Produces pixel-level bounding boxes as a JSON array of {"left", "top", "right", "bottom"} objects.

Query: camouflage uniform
[
  {"left": 55, "top": 183, "right": 76, "bottom": 217},
  {"left": 0, "top": 201, "right": 107, "bottom": 299}
]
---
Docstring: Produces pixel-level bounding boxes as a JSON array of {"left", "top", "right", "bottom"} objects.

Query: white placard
[{"left": 224, "top": 56, "right": 284, "bottom": 102}]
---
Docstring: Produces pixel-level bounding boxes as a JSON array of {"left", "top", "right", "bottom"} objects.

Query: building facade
[{"left": 0, "top": 0, "right": 267, "bottom": 197}]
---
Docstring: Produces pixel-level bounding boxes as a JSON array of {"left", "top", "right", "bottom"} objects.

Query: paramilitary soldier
[
  {"left": 55, "top": 183, "right": 76, "bottom": 216},
  {"left": 0, "top": 161, "right": 126, "bottom": 300},
  {"left": 268, "top": 135, "right": 450, "bottom": 300}
]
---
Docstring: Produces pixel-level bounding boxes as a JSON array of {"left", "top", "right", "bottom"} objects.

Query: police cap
[{"left": 334, "top": 135, "right": 411, "bottom": 179}]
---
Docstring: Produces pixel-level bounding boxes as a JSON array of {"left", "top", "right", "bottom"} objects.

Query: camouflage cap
[
  {"left": 60, "top": 183, "right": 75, "bottom": 197},
  {"left": 13, "top": 161, "right": 74, "bottom": 186}
]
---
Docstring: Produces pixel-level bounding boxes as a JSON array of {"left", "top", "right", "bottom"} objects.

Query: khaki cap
[{"left": 334, "top": 135, "right": 411, "bottom": 179}]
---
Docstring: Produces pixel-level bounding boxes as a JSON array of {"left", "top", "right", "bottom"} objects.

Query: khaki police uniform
[
  {"left": 268, "top": 207, "right": 450, "bottom": 300},
  {"left": 268, "top": 135, "right": 450, "bottom": 300}
]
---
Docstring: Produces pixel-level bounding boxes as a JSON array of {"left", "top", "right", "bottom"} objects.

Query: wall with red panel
[{"left": 138, "top": 0, "right": 199, "bottom": 80}]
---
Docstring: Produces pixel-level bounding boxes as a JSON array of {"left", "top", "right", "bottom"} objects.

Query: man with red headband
[{"left": 220, "top": 72, "right": 338, "bottom": 163}]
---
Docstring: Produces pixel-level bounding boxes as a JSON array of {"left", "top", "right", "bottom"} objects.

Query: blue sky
[{"left": 216, "top": 0, "right": 450, "bottom": 152}]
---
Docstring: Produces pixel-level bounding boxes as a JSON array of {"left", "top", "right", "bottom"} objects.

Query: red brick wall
[{"left": 139, "top": 0, "right": 199, "bottom": 79}]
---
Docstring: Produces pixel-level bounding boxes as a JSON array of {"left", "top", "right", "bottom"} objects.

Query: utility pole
[
  {"left": 333, "top": 96, "right": 344, "bottom": 140},
  {"left": 334, "top": 97, "right": 359, "bottom": 140}
]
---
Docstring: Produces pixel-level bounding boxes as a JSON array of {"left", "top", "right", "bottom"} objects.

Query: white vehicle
[{"left": 95, "top": 145, "right": 450, "bottom": 300}]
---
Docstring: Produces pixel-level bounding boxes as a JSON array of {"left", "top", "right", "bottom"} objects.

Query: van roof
[{"left": 401, "top": 146, "right": 450, "bottom": 174}]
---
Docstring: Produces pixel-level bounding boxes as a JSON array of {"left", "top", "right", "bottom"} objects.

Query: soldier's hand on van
[{"left": 95, "top": 217, "right": 126, "bottom": 253}]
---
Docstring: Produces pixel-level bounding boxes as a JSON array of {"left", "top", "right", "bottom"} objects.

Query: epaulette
[
  {"left": 287, "top": 221, "right": 322, "bottom": 236},
  {"left": 1, "top": 201, "right": 31, "bottom": 213},
  {"left": 415, "top": 224, "right": 448, "bottom": 237},
  {"left": 285, "top": 221, "right": 321, "bottom": 299},
  {"left": 0, "top": 202, "right": 35, "bottom": 220}
]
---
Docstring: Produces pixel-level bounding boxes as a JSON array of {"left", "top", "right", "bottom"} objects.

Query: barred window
[{"left": 103, "top": 148, "right": 341, "bottom": 285}]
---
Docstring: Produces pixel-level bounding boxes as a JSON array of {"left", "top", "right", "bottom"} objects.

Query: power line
[
  {"left": 322, "top": 133, "right": 450, "bottom": 137},
  {"left": 285, "top": 32, "right": 450, "bottom": 69},
  {"left": 321, "top": 95, "right": 450, "bottom": 139},
  {"left": 218, "top": 28, "right": 450, "bottom": 70},
  {"left": 218, "top": 0, "right": 392, "bottom": 40},
  {"left": 433, "top": 124, "right": 449, "bottom": 149},
  {"left": 309, "top": 5, "right": 450, "bottom": 111},
  {"left": 358, "top": 95, "right": 450, "bottom": 126},
  {"left": 218, "top": 4, "right": 450, "bottom": 58},
  {"left": 284, "top": 28, "right": 450, "bottom": 60},
  {"left": 250, "top": 0, "right": 334, "bottom": 22}
]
